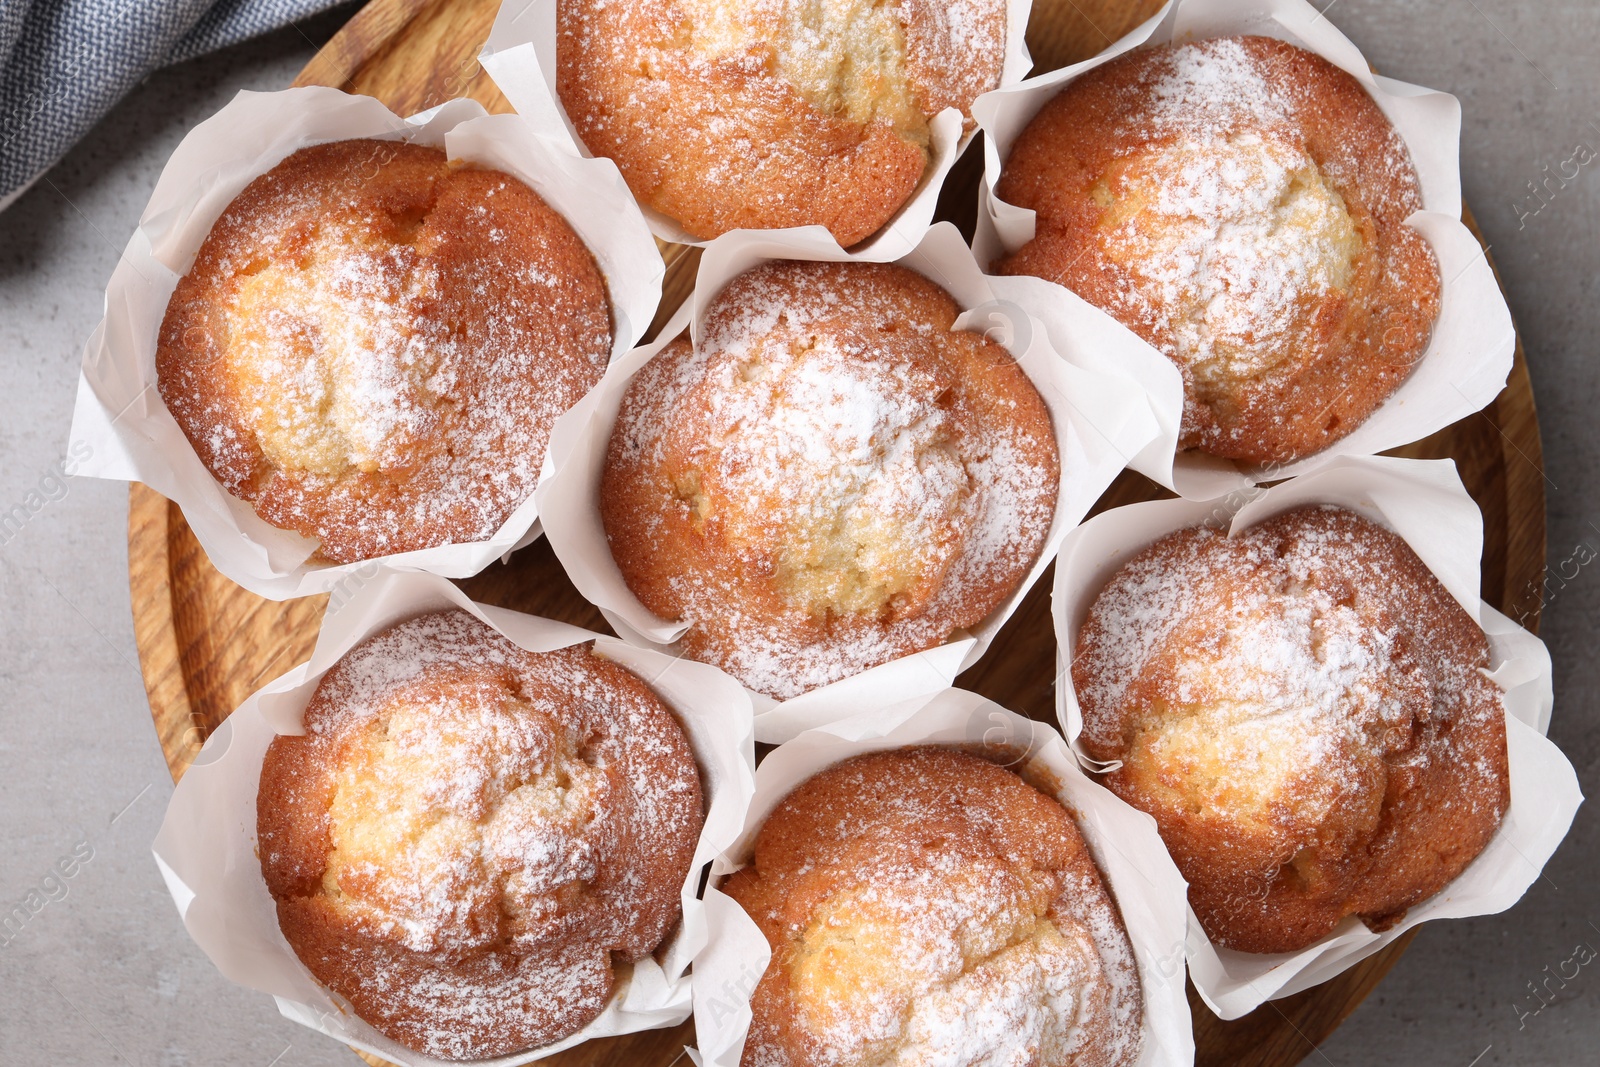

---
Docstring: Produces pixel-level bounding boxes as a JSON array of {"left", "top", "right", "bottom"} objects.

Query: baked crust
[
  {"left": 257, "top": 611, "right": 704, "bottom": 1060},
  {"left": 556, "top": 0, "right": 1007, "bottom": 245},
  {"left": 599, "top": 260, "right": 1059, "bottom": 699},
  {"left": 157, "top": 139, "right": 611, "bottom": 563},
  {"left": 723, "top": 746, "right": 1144, "bottom": 1067},
  {"left": 1072, "top": 506, "right": 1509, "bottom": 954},
  {"left": 995, "top": 36, "right": 1442, "bottom": 465}
]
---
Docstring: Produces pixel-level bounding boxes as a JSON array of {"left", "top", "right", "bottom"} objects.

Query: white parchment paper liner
[
  {"left": 536, "top": 221, "right": 1171, "bottom": 743},
  {"left": 970, "top": 0, "right": 1515, "bottom": 498},
  {"left": 69, "top": 86, "right": 664, "bottom": 600},
  {"left": 481, "top": 0, "right": 1034, "bottom": 260},
  {"left": 689, "top": 689, "right": 1194, "bottom": 1067},
  {"left": 1051, "top": 454, "right": 1583, "bottom": 1018},
  {"left": 151, "top": 569, "right": 757, "bottom": 1066}
]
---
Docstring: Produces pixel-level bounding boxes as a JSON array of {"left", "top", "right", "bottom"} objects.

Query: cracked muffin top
[
  {"left": 157, "top": 139, "right": 611, "bottom": 563},
  {"left": 599, "top": 259, "right": 1059, "bottom": 699},
  {"left": 722, "top": 745, "right": 1144, "bottom": 1067},
  {"left": 257, "top": 610, "right": 704, "bottom": 1060},
  {"left": 556, "top": 0, "right": 1008, "bottom": 245}
]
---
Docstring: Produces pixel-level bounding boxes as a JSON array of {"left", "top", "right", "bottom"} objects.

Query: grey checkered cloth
[{"left": 0, "top": 0, "right": 348, "bottom": 208}]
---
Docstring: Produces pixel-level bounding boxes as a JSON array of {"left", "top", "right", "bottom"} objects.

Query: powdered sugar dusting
[
  {"left": 729, "top": 748, "right": 1143, "bottom": 1066},
  {"left": 1075, "top": 508, "right": 1502, "bottom": 829},
  {"left": 604, "top": 262, "right": 1058, "bottom": 699},
  {"left": 998, "top": 36, "right": 1441, "bottom": 461},
  {"left": 1104, "top": 38, "right": 1362, "bottom": 383},
  {"left": 261, "top": 611, "right": 703, "bottom": 1059},
  {"left": 557, "top": 0, "right": 1005, "bottom": 243},
  {"left": 158, "top": 143, "right": 611, "bottom": 563},
  {"left": 1144, "top": 36, "right": 1289, "bottom": 137}
]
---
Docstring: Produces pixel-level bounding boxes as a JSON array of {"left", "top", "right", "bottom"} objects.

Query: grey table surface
[{"left": 1, "top": 2, "right": 1596, "bottom": 1064}]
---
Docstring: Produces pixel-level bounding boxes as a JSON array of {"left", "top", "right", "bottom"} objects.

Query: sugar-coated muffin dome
[
  {"left": 257, "top": 611, "right": 703, "bottom": 1060},
  {"left": 723, "top": 746, "right": 1144, "bottom": 1067},
  {"left": 996, "top": 36, "right": 1441, "bottom": 465},
  {"left": 157, "top": 139, "right": 612, "bottom": 563},
  {"left": 556, "top": 0, "right": 1008, "bottom": 245},
  {"left": 1073, "top": 506, "right": 1509, "bottom": 954},
  {"left": 600, "top": 260, "right": 1059, "bottom": 698}
]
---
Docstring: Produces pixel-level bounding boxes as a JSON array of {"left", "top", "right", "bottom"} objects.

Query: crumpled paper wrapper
[
  {"left": 69, "top": 86, "right": 664, "bottom": 599},
  {"left": 480, "top": 0, "right": 1034, "bottom": 259},
  {"left": 151, "top": 569, "right": 757, "bottom": 1066},
  {"left": 535, "top": 221, "right": 1172, "bottom": 743},
  {"left": 970, "top": 0, "right": 1516, "bottom": 498},
  {"left": 1051, "top": 454, "right": 1583, "bottom": 1018},
  {"left": 689, "top": 688, "right": 1195, "bottom": 1067}
]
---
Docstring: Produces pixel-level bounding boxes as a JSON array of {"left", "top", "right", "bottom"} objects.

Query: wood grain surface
[{"left": 126, "top": 1, "right": 1548, "bottom": 1065}]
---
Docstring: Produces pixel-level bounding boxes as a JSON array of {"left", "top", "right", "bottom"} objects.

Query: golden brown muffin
[
  {"left": 157, "top": 139, "right": 612, "bottom": 563},
  {"left": 257, "top": 610, "right": 704, "bottom": 1060},
  {"left": 995, "top": 36, "right": 1441, "bottom": 465},
  {"left": 600, "top": 260, "right": 1059, "bottom": 699},
  {"left": 1072, "top": 506, "right": 1508, "bottom": 954},
  {"left": 723, "top": 746, "right": 1144, "bottom": 1067},
  {"left": 556, "top": 0, "right": 1008, "bottom": 245}
]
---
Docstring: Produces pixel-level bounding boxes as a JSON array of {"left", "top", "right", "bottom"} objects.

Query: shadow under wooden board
[{"left": 126, "top": 1, "right": 1548, "bottom": 1065}]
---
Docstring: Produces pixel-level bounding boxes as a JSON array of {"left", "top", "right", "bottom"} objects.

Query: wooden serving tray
[{"left": 127, "top": 1, "right": 1547, "bottom": 1065}]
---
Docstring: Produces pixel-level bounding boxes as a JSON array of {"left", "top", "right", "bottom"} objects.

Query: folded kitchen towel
[{"left": 0, "top": 0, "right": 347, "bottom": 210}]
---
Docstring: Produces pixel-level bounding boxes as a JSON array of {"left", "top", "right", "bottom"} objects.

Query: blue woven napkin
[{"left": 0, "top": 0, "right": 348, "bottom": 209}]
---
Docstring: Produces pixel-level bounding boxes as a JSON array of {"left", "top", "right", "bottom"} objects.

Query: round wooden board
[{"left": 127, "top": 1, "right": 1548, "bottom": 1065}]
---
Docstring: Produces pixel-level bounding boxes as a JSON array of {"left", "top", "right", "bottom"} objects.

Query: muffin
[
  {"left": 556, "top": 0, "right": 1008, "bottom": 245},
  {"left": 723, "top": 746, "right": 1144, "bottom": 1067},
  {"left": 995, "top": 36, "right": 1442, "bottom": 465},
  {"left": 257, "top": 611, "right": 704, "bottom": 1060},
  {"left": 157, "top": 139, "right": 612, "bottom": 564},
  {"left": 600, "top": 260, "right": 1060, "bottom": 699},
  {"left": 1072, "top": 506, "right": 1509, "bottom": 954}
]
